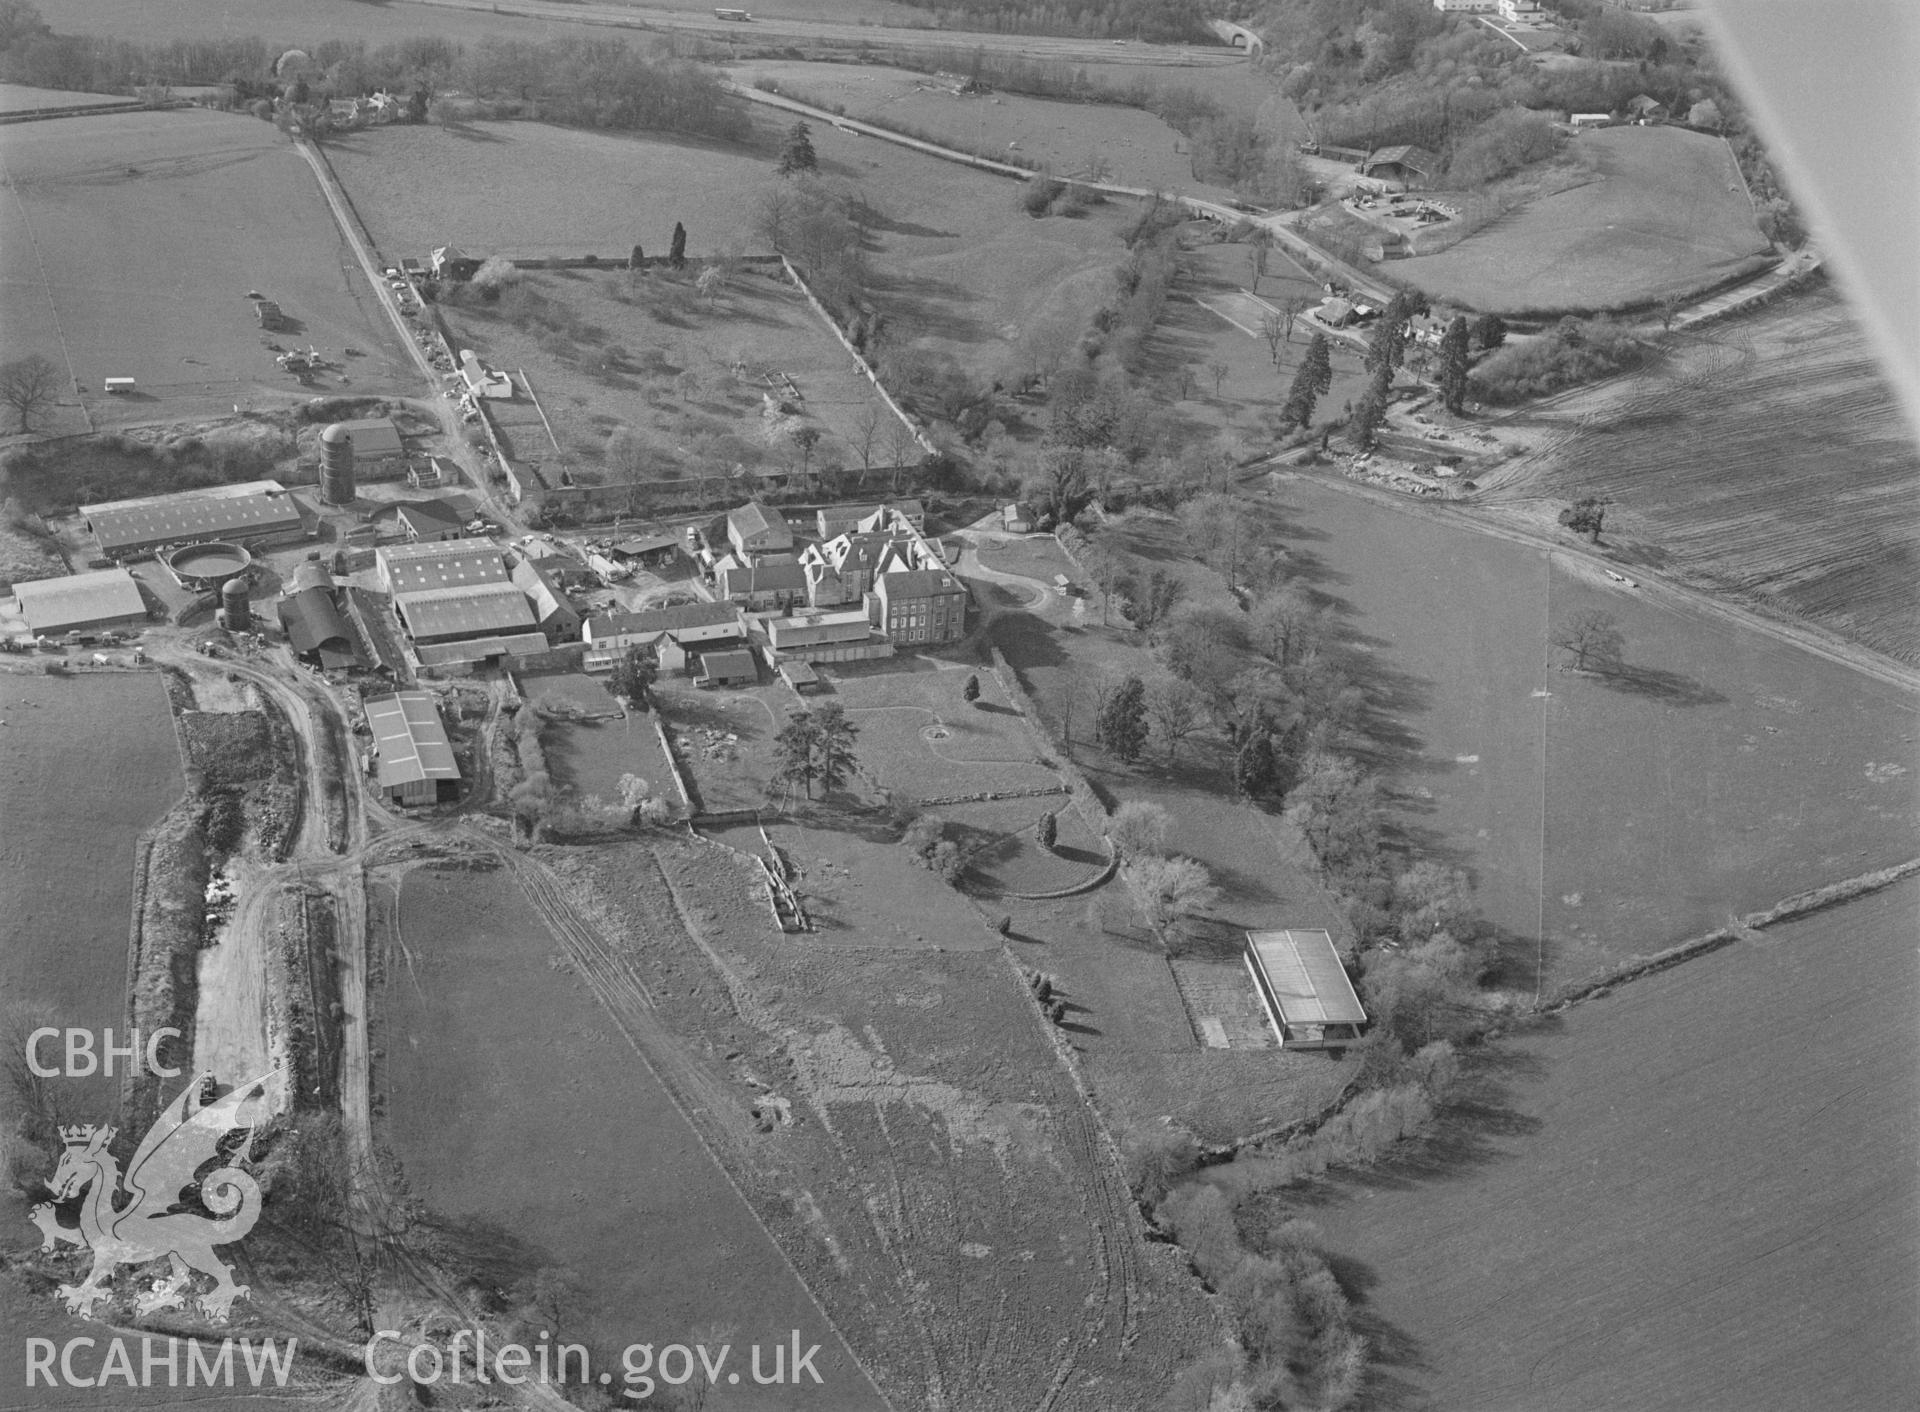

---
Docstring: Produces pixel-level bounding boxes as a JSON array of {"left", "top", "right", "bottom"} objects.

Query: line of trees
[
  {"left": 0, "top": 7, "right": 748, "bottom": 143},
  {"left": 889, "top": 0, "right": 1212, "bottom": 43}
]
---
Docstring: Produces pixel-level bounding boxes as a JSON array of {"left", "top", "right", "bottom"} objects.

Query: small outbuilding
[
  {"left": 396, "top": 500, "right": 466, "bottom": 543},
  {"left": 698, "top": 647, "right": 759, "bottom": 688},
  {"left": 1244, "top": 930, "right": 1368, "bottom": 1049},
  {"left": 1002, "top": 502, "right": 1038, "bottom": 533}
]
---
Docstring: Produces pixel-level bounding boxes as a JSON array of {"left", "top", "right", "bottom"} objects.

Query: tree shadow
[{"left": 1596, "top": 662, "right": 1726, "bottom": 708}]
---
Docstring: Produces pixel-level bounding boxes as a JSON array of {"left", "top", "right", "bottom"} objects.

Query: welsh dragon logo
[{"left": 33, "top": 1071, "right": 275, "bottom": 1322}]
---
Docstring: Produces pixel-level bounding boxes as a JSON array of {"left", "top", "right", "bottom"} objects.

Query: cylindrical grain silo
[
  {"left": 319, "top": 422, "right": 356, "bottom": 505},
  {"left": 220, "top": 577, "right": 251, "bottom": 633}
]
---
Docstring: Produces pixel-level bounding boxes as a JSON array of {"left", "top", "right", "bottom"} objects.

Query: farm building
[
  {"left": 778, "top": 659, "right": 821, "bottom": 691},
  {"left": 363, "top": 690, "right": 461, "bottom": 805},
  {"left": 430, "top": 244, "right": 481, "bottom": 281},
  {"left": 396, "top": 500, "right": 466, "bottom": 543},
  {"left": 874, "top": 569, "right": 967, "bottom": 646},
  {"left": 1359, "top": 145, "right": 1438, "bottom": 186},
  {"left": 408, "top": 458, "right": 452, "bottom": 490},
  {"left": 815, "top": 499, "right": 927, "bottom": 539},
  {"left": 392, "top": 582, "right": 540, "bottom": 646},
  {"left": 1626, "top": 94, "right": 1669, "bottom": 123},
  {"left": 816, "top": 503, "right": 882, "bottom": 539},
  {"left": 725, "top": 500, "right": 794, "bottom": 560},
  {"left": 327, "top": 417, "right": 405, "bottom": 466},
  {"left": 288, "top": 558, "right": 335, "bottom": 595},
  {"left": 608, "top": 534, "right": 682, "bottom": 569},
  {"left": 718, "top": 560, "right": 807, "bottom": 613},
  {"left": 278, "top": 586, "right": 366, "bottom": 670},
  {"left": 377, "top": 539, "right": 508, "bottom": 596},
  {"left": 698, "top": 648, "right": 758, "bottom": 688},
  {"left": 414, "top": 632, "right": 554, "bottom": 670},
  {"left": 1570, "top": 112, "right": 1612, "bottom": 129},
  {"left": 11, "top": 568, "right": 148, "bottom": 637},
  {"left": 82, "top": 481, "right": 308, "bottom": 559},
  {"left": 583, "top": 601, "right": 744, "bottom": 659},
  {"left": 1003, "top": 502, "right": 1038, "bottom": 533},
  {"left": 510, "top": 557, "right": 580, "bottom": 643},
  {"left": 766, "top": 609, "right": 894, "bottom": 663},
  {"left": 1244, "top": 930, "right": 1367, "bottom": 1050}
]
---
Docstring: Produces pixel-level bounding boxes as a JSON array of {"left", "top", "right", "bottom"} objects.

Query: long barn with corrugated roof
[{"left": 363, "top": 690, "right": 460, "bottom": 805}]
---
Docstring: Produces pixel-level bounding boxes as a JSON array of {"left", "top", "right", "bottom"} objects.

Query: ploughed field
[
  {"left": 0, "top": 108, "right": 415, "bottom": 432},
  {"left": 0, "top": 672, "right": 184, "bottom": 1129},
  {"left": 1393, "top": 125, "right": 1772, "bottom": 315},
  {"left": 1253, "top": 480, "right": 1920, "bottom": 988},
  {"left": 1482, "top": 285, "right": 1920, "bottom": 664},
  {"left": 381, "top": 863, "right": 876, "bottom": 1403},
  {"left": 1294, "top": 877, "right": 1920, "bottom": 1412}
]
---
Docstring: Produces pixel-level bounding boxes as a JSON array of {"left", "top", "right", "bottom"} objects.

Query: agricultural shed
[
  {"left": 582, "top": 601, "right": 743, "bottom": 653},
  {"left": 1244, "top": 930, "right": 1367, "bottom": 1049},
  {"left": 414, "top": 632, "right": 554, "bottom": 669},
  {"left": 394, "top": 582, "right": 539, "bottom": 645},
  {"left": 363, "top": 690, "right": 460, "bottom": 805},
  {"left": 396, "top": 500, "right": 465, "bottom": 542},
  {"left": 377, "top": 539, "right": 508, "bottom": 595},
  {"left": 82, "top": 481, "right": 307, "bottom": 558},
  {"left": 510, "top": 557, "right": 580, "bottom": 642},
  {"left": 278, "top": 587, "right": 364, "bottom": 670},
  {"left": 288, "top": 558, "right": 336, "bottom": 594},
  {"left": 11, "top": 568, "right": 148, "bottom": 636},
  {"left": 610, "top": 534, "right": 682, "bottom": 567},
  {"left": 699, "top": 648, "right": 758, "bottom": 687},
  {"left": 1003, "top": 502, "right": 1037, "bottom": 532},
  {"left": 330, "top": 417, "right": 405, "bottom": 462},
  {"left": 1626, "top": 94, "right": 1668, "bottom": 122},
  {"left": 1359, "top": 145, "right": 1438, "bottom": 184}
]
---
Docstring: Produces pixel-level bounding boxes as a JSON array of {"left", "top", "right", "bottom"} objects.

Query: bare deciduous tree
[
  {"left": 0, "top": 354, "right": 59, "bottom": 433},
  {"left": 1552, "top": 609, "right": 1624, "bottom": 673}
]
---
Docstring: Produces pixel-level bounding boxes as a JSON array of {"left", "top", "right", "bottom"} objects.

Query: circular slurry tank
[{"left": 164, "top": 540, "right": 254, "bottom": 590}]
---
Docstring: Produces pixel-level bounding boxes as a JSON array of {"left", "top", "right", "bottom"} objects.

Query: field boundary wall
[
  {"left": 653, "top": 715, "right": 698, "bottom": 815},
  {"left": 986, "top": 645, "right": 1110, "bottom": 839},
  {"left": 1536, "top": 855, "right": 1920, "bottom": 1015},
  {"left": 778, "top": 255, "right": 936, "bottom": 458}
]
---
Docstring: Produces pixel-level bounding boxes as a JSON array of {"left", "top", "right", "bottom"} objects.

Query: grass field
[
  {"left": 732, "top": 59, "right": 1232, "bottom": 197},
  {"left": 575, "top": 837, "right": 1224, "bottom": 1409},
  {"left": 439, "top": 265, "right": 897, "bottom": 486},
  {"left": 328, "top": 110, "right": 1133, "bottom": 394},
  {"left": 1393, "top": 125, "right": 1772, "bottom": 315},
  {"left": 0, "top": 671, "right": 184, "bottom": 1127},
  {"left": 1156, "top": 240, "right": 1374, "bottom": 441},
  {"left": 0, "top": 109, "right": 416, "bottom": 434},
  {"left": 1257, "top": 479, "right": 1920, "bottom": 989},
  {"left": 1286, "top": 878, "right": 1920, "bottom": 1412},
  {"left": 1479, "top": 285, "right": 1920, "bottom": 663},
  {"left": 383, "top": 863, "right": 874, "bottom": 1399},
  {"left": 0, "top": 83, "right": 138, "bottom": 112},
  {"left": 830, "top": 658, "right": 1053, "bottom": 801},
  {"left": 517, "top": 670, "right": 680, "bottom": 806}
]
